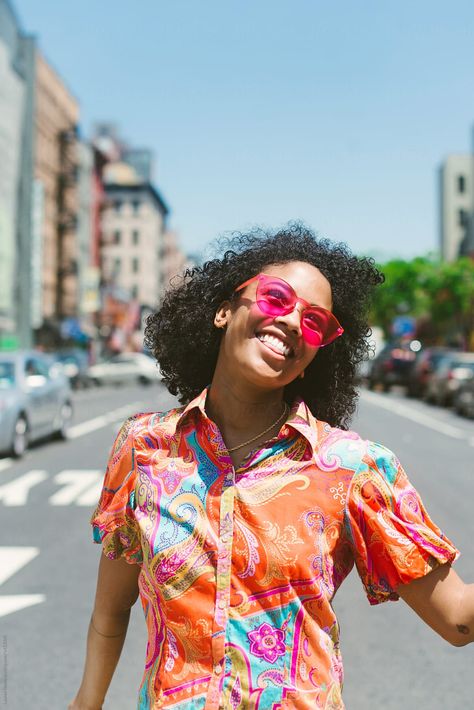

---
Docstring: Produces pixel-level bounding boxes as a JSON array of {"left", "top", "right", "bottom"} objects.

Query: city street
[{"left": 1, "top": 383, "right": 473, "bottom": 709}]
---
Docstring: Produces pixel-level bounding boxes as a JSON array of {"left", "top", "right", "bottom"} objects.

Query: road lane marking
[
  {"left": 0, "top": 402, "right": 147, "bottom": 474},
  {"left": 0, "top": 594, "right": 46, "bottom": 618},
  {"left": 0, "top": 470, "right": 48, "bottom": 506},
  {"left": 49, "top": 470, "right": 102, "bottom": 506},
  {"left": 0, "top": 547, "right": 45, "bottom": 618},
  {"left": 67, "top": 401, "right": 145, "bottom": 439},
  {"left": 360, "top": 390, "right": 470, "bottom": 441}
]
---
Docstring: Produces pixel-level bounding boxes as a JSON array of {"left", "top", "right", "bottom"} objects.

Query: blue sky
[{"left": 13, "top": 0, "right": 474, "bottom": 259}]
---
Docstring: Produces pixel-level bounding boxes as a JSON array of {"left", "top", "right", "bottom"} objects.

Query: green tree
[
  {"left": 370, "top": 256, "right": 474, "bottom": 350},
  {"left": 370, "top": 257, "right": 433, "bottom": 336},
  {"left": 428, "top": 258, "right": 474, "bottom": 348}
]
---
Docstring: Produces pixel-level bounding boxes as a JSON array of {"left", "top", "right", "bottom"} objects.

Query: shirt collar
[
  {"left": 176, "top": 387, "right": 319, "bottom": 453},
  {"left": 175, "top": 386, "right": 210, "bottom": 428},
  {"left": 285, "top": 396, "right": 319, "bottom": 452}
]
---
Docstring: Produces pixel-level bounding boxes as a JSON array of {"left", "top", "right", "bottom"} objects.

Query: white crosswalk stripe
[
  {"left": 0, "top": 470, "right": 48, "bottom": 506},
  {"left": 0, "top": 469, "right": 104, "bottom": 506},
  {"left": 49, "top": 470, "right": 102, "bottom": 506},
  {"left": 0, "top": 547, "right": 46, "bottom": 618}
]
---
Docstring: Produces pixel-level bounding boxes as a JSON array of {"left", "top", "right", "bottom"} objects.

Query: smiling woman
[
  {"left": 146, "top": 224, "right": 382, "bottom": 429},
  {"left": 70, "top": 224, "right": 473, "bottom": 710}
]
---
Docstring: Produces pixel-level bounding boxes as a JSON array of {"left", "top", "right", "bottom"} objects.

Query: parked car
[
  {"left": 368, "top": 342, "right": 418, "bottom": 392},
  {"left": 453, "top": 375, "right": 474, "bottom": 418},
  {"left": 88, "top": 352, "right": 160, "bottom": 386},
  {"left": 424, "top": 352, "right": 474, "bottom": 406},
  {"left": 52, "top": 349, "right": 92, "bottom": 389},
  {"left": 406, "top": 346, "right": 452, "bottom": 398},
  {"left": 0, "top": 350, "right": 73, "bottom": 457}
]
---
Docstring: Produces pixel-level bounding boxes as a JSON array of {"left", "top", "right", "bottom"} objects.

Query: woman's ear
[{"left": 214, "top": 301, "right": 232, "bottom": 329}]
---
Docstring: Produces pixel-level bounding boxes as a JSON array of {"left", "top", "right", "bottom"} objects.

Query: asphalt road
[{"left": 0, "top": 383, "right": 473, "bottom": 709}]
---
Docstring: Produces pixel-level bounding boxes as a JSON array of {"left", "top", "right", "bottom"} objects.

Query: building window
[
  {"left": 132, "top": 200, "right": 141, "bottom": 214},
  {"left": 114, "top": 230, "right": 121, "bottom": 244},
  {"left": 132, "top": 230, "right": 139, "bottom": 245},
  {"left": 457, "top": 175, "right": 466, "bottom": 193},
  {"left": 131, "top": 285, "right": 139, "bottom": 299},
  {"left": 458, "top": 209, "right": 468, "bottom": 227},
  {"left": 114, "top": 257, "right": 121, "bottom": 274},
  {"left": 132, "top": 257, "right": 140, "bottom": 273},
  {"left": 114, "top": 200, "right": 122, "bottom": 213}
]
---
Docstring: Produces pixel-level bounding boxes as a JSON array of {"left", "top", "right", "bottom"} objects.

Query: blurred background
[{"left": 0, "top": 1, "right": 473, "bottom": 708}]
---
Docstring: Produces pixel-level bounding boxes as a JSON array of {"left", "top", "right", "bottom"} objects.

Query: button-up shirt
[{"left": 90, "top": 388, "right": 458, "bottom": 709}]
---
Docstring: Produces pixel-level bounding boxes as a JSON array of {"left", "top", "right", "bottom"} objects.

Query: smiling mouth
[{"left": 256, "top": 333, "right": 294, "bottom": 358}]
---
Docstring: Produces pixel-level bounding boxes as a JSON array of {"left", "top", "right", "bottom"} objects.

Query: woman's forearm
[
  {"left": 454, "top": 582, "right": 474, "bottom": 646},
  {"left": 398, "top": 564, "right": 474, "bottom": 647},
  {"left": 69, "top": 609, "right": 131, "bottom": 709}
]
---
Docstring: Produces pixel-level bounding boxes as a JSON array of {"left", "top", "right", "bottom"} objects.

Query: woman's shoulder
[
  {"left": 314, "top": 418, "right": 398, "bottom": 477},
  {"left": 124, "top": 403, "right": 189, "bottom": 445}
]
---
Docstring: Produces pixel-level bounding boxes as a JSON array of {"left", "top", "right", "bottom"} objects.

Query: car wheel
[
  {"left": 11, "top": 416, "right": 28, "bottom": 458},
  {"left": 137, "top": 375, "right": 151, "bottom": 385},
  {"left": 56, "top": 402, "right": 73, "bottom": 440}
]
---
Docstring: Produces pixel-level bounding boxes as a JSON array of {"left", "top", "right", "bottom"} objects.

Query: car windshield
[
  {"left": 0, "top": 361, "right": 15, "bottom": 389},
  {"left": 58, "top": 355, "right": 77, "bottom": 365},
  {"left": 430, "top": 352, "right": 450, "bottom": 366},
  {"left": 453, "top": 360, "right": 474, "bottom": 370}
]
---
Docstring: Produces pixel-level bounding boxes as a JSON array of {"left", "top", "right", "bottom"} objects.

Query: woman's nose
[{"left": 274, "top": 303, "right": 303, "bottom": 334}]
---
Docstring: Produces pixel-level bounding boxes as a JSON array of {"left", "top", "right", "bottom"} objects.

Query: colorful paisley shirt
[{"left": 90, "top": 388, "right": 459, "bottom": 709}]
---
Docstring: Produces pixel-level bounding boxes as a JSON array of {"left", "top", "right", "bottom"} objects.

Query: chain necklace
[{"left": 226, "top": 402, "right": 289, "bottom": 453}]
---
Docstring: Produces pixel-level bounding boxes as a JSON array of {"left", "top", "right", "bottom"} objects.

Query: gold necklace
[{"left": 227, "top": 402, "right": 289, "bottom": 453}]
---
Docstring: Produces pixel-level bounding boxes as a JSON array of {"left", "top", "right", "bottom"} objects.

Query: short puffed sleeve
[
  {"left": 344, "top": 441, "right": 459, "bottom": 605},
  {"left": 90, "top": 415, "right": 143, "bottom": 565}
]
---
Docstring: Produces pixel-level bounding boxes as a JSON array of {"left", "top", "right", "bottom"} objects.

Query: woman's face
[{"left": 214, "top": 261, "right": 333, "bottom": 392}]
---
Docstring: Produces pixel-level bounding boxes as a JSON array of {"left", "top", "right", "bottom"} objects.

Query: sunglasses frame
[{"left": 234, "top": 273, "right": 344, "bottom": 347}]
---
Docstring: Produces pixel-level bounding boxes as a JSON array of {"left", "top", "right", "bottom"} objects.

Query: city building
[
  {"left": 33, "top": 50, "right": 80, "bottom": 344},
  {"left": 1, "top": 1, "right": 83, "bottom": 349},
  {"left": 438, "top": 154, "right": 472, "bottom": 262},
  {"left": 91, "top": 123, "right": 193, "bottom": 352},
  {"left": 0, "top": 0, "right": 36, "bottom": 349},
  {"left": 76, "top": 141, "right": 104, "bottom": 333},
  {"left": 100, "top": 170, "right": 169, "bottom": 309},
  {"left": 160, "top": 229, "right": 189, "bottom": 294}
]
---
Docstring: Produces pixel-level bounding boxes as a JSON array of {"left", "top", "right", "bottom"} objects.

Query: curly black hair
[{"left": 145, "top": 223, "right": 384, "bottom": 429}]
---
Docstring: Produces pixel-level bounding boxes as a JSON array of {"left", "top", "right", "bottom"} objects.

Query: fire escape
[{"left": 56, "top": 125, "right": 79, "bottom": 321}]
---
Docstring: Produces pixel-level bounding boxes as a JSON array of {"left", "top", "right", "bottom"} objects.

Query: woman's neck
[{"left": 205, "top": 375, "right": 285, "bottom": 439}]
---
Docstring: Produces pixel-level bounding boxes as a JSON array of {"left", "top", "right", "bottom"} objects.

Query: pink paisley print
[{"left": 90, "top": 389, "right": 459, "bottom": 709}]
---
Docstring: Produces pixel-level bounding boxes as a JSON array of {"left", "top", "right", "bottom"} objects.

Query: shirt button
[
  {"left": 214, "top": 662, "right": 223, "bottom": 674},
  {"left": 218, "top": 598, "right": 226, "bottom": 609}
]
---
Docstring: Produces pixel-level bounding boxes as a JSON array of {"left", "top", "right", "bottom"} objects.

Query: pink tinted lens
[
  {"left": 256, "top": 277, "right": 294, "bottom": 316},
  {"left": 301, "top": 309, "right": 343, "bottom": 347}
]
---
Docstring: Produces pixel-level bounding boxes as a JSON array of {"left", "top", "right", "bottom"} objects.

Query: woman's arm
[
  {"left": 68, "top": 554, "right": 141, "bottom": 710},
  {"left": 397, "top": 563, "right": 474, "bottom": 646}
]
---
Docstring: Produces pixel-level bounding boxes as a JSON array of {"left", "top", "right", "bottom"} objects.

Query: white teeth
[{"left": 257, "top": 333, "right": 291, "bottom": 356}]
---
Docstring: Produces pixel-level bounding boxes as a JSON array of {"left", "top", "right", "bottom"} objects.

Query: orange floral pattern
[{"left": 90, "top": 388, "right": 459, "bottom": 709}]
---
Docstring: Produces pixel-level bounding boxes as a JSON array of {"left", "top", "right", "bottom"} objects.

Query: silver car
[
  {"left": 425, "top": 352, "right": 474, "bottom": 406},
  {"left": 0, "top": 350, "right": 73, "bottom": 457},
  {"left": 87, "top": 352, "right": 160, "bottom": 386}
]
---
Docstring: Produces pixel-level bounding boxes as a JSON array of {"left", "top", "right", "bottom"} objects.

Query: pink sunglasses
[{"left": 234, "top": 273, "right": 344, "bottom": 347}]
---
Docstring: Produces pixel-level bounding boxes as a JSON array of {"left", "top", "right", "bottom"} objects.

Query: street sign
[{"left": 391, "top": 316, "right": 416, "bottom": 338}]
